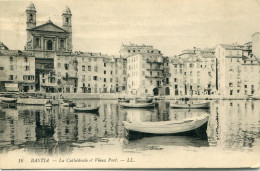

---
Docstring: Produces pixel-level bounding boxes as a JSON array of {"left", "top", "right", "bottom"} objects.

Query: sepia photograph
[{"left": 0, "top": 0, "right": 259, "bottom": 169}]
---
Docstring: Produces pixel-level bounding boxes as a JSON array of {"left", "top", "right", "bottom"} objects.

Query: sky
[{"left": 0, "top": 0, "right": 260, "bottom": 56}]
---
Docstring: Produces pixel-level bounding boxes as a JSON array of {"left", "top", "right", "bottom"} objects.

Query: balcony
[
  {"left": 163, "top": 73, "right": 171, "bottom": 77},
  {"left": 145, "top": 74, "right": 163, "bottom": 79},
  {"left": 146, "top": 66, "right": 164, "bottom": 71}
]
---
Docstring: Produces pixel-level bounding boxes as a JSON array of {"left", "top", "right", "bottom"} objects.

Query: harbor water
[{"left": 0, "top": 100, "right": 259, "bottom": 168}]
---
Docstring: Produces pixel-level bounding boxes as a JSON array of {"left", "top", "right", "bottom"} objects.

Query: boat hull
[
  {"left": 2, "top": 98, "right": 17, "bottom": 103},
  {"left": 125, "top": 121, "right": 208, "bottom": 140},
  {"left": 121, "top": 103, "right": 154, "bottom": 108},
  {"left": 252, "top": 96, "right": 260, "bottom": 100},
  {"left": 118, "top": 99, "right": 130, "bottom": 103},
  {"left": 170, "top": 102, "right": 210, "bottom": 109},
  {"left": 123, "top": 115, "right": 208, "bottom": 134},
  {"left": 73, "top": 107, "right": 99, "bottom": 113}
]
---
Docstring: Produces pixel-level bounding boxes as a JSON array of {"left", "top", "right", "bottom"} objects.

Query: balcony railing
[
  {"left": 146, "top": 66, "right": 164, "bottom": 70},
  {"left": 145, "top": 74, "right": 163, "bottom": 79}
]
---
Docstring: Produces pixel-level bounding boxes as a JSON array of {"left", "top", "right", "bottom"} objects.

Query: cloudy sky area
[{"left": 0, "top": 0, "right": 260, "bottom": 56}]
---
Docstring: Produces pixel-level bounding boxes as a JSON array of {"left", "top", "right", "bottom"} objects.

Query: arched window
[
  {"left": 66, "top": 17, "right": 69, "bottom": 24},
  {"left": 47, "top": 40, "right": 52, "bottom": 50},
  {"left": 35, "top": 37, "right": 40, "bottom": 47},
  {"left": 29, "top": 14, "right": 33, "bottom": 22},
  {"left": 60, "top": 39, "right": 64, "bottom": 48}
]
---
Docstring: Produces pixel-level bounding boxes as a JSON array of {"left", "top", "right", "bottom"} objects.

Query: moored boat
[
  {"left": 120, "top": 102, "right": 154, "bottom": 108},
  {"left": 136, "top": 98, "right": 153, "bottom": 103},
  {"left": 61, "top": 103, "right": 70, "bottom": 107},
  {"left": 252, "top": 95, "right": 260, "bottom": 100},
  {"left": 170, "top": 102, "right": 210, "bottom": 109},
  {"left": 118, "top": 98, "right": 130, "bottom": 103},
  {"left": 45, "top": 100, "right": 52, "bottom": 108},
  {"left": 122, "top": 114, "right": 209, "bottom": 135},
  {"left": 63, "top": 100, "right": 76, "bottom": 107},
  {"left": 73, "top": 106, "right": 100, "bottom": 113},
  {"left": 2, "top": 96, "right": 17, "bottom": 103}
]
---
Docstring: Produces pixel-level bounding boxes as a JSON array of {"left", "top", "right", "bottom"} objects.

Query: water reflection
[
  {"left": 122, "top": 136, "right": 209, "bottom": 152},
  {"left": 0, "top": 100, "right": 259, "bottom": 155}
]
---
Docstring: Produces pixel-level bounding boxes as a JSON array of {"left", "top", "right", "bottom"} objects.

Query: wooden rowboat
[
  {"left": 170, "top": 102, "right": 210, "bottom": 109},
  {"left": 2, "top": 97, "right": 17, "bottom": 103},
  {"left": 122, "top": 114, "right": 209, "bottom": 134},
  {"left": 120, "top": 102, "right": 154, "bottom": 108},
  {"left": 73, "top": 106, "right": 100, "bottom": 113}
]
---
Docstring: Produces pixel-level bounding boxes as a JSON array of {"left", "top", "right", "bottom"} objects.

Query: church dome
[
  {"left": 63, "top": 6, "right": 71, "bottom": 14},
  {"left": 26, "top": 2, "right": 36, "bottom": 11}
]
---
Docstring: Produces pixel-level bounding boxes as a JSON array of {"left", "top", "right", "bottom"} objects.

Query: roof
[
  {"left": 199, "top": 53, "right": 215, "bottom": 58},
  {"left": 0, "top": 42, "right": 9, "bottom": 50},
  {"left": 63, "top": 6, "right": 71, "bottom": 15},
  {"left": 29, "top": 21, "right": 68, "bottom": 33},
  {"left": 252, "top": 32, "right": 260, "bottom": 37},
  {"left": 26, "top": 2, "right": 36, "bottom": 11},
  {"left": 0, "top": 50, "right": 34, "bottom": 57},
  {"left": 121, "top": 43, "right": 153, "bottom": 48},
  {"left": 220, "top": 44, "right": 245, "bottom": 50},
  {"left": 75, "top": 51, "right": 114, "bottom": 59}
]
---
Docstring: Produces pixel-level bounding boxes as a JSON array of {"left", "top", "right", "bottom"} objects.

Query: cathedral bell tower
[
  {"left": 25, "top": 2, "right": 36, "bottom": 50},
  {"left": 26, "top": 2, "right": 36, "bottom": 29},
  {"left": 62, "top": 6, "right": 72, "bottom": 51}
]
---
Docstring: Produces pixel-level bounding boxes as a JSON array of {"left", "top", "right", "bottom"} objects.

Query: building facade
[
  {"left": 76, "top": 52, "right": 116, "bottom": 94},
  {"left": 0, "top": 50, "right": 35, "bottom": 92},
  {"left": 215, "top": 42, "right": 260, "bottom": 98}
]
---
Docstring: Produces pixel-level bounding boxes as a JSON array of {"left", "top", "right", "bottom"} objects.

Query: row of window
[
  {"left": 23, "top": 75, "right": 34, "bottom": 81},
  {"left": 82, "top": 57, "right": 98, "bottom": 62},
  {"left": 128, "top": 64, "right": 139, "bottom": 70},
  {"left": 9, "top": 57, "right": 29, "bottom": 62},
  {"left": 229, "top": 83, "right": 254, "bottom": 89},
  {"left": 230, "top": 90, "right": 255, "bottom": 95},
  {"left": 82, "top": 75, "right": 116, "bottom": 83}
]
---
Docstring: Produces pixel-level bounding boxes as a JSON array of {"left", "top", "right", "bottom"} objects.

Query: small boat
[
  {"left": 73, "top": 106, "right": 100, "bottom": 113},
  {"left": 2, "top": 96, "right": 17, "bottom": 103},
  {"left": 122, "top": 114, "right": 209, "bottom": 134},
  {"left": 18, "top": 94, "right": 29, "bottom": 98},
  {"left": 45, "top": 100, "right": 52, "bottom": 108},
  {"left": 63, "top": 100, "right": 76, "bottom": 107},
  {"left": 61, "top": 103, "right": 70, "bottom": 107},
  {"left": 120, "top": 102, "right": 154, "bottom": 108},
  {"left": 252, "top": 95, "right": 260, "bottom": 100},
  {"left": 136, "top": 98, "right": 153, "bottom": 103},
  {"left": 118, "top": 98, "right": 130, "bottom": 103},
  {"left": 52, "top": 100, "right": 60, "bottom": 106},
  {"left": 170, "top": 102, "right": 210, "bottom": 109}
]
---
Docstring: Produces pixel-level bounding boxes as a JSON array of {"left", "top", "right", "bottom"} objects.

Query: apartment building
[
  {"left": 215, "top": 43, "right": 257, "bottom": 98},
  {"left": 0, "top": 50, "right": 35, "bottom": 92},
  {"left": 170, "top": 57, "right": 185, "bottom": 96},
  {"left": 169, "top": 48, "right": 217, "bottom": 97},
  {"left": 241, "top": 42, "right": 260, "bottom": 96},
  {"left": 76, "top": 52, "right": 116, "bottom": 93},
  {"left": 127, "top": 53, "right": 164, "bottom": 96},
  {"left": 114, "top": 57, "right": 127, "bottom": 93}
]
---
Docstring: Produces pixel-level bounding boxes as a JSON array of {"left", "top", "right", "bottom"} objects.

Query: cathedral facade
[{"left": 25, "top": 2, "right": 73, "bottom": 58}]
